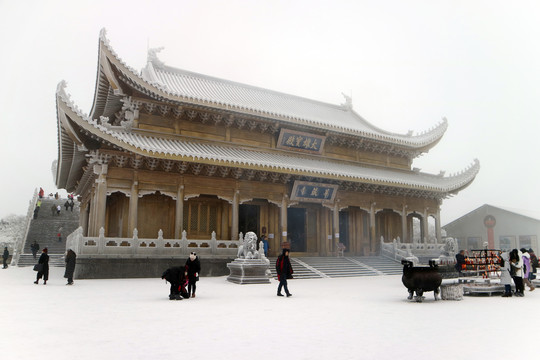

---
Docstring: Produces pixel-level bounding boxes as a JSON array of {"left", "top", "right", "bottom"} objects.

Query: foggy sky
[{"left": 1, "top": 0, "right": 539, "bottom": 224}]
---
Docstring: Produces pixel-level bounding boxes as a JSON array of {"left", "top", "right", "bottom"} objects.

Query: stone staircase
[
  {"left": 268, "top": 256, "right": 403, "bottom": 279},
  {"left": 18, "top": 198, "right": 80, "bottom": 267}
]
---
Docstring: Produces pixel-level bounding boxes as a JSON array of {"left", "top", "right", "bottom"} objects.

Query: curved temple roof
[
  {"left": 56, "top": 82, "right": 480, "bottom": 196},
  {"left": 96, "top": 29, "right": 448, "bottom": 150}
]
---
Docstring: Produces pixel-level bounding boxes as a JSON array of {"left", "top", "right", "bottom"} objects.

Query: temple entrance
[
  {"left": 288, "top": 208, "right": 307, "bottom": 252},
  {"left": 239, "top": 204, "right": 260, "bottom": 236},
  {"left": 339, "top": 211, "right": 350, "bottom": 251}
]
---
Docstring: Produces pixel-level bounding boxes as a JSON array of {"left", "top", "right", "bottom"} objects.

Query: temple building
[{"left": 55, "top": 30, "right": 479, "bottom": 277}]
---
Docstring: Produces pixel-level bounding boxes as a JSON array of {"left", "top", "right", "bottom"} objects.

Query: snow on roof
[{"left": 56, "top": 84, "right": 479, "bottom": 194}]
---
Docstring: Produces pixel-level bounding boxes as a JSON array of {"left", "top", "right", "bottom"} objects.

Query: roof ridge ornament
[
  {"left": 99, "top": 28, "right": 110, "bottom": 46},
  {"left": 148, "top": 46, "right": 165, "bottom": 68},
  {"left": 341, "top": 92, "right": 353, "bottom": 110}
]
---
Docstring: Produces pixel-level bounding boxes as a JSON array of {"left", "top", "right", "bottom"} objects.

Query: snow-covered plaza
[{"left": 2, "top": 266, "right": 537, "bottom": 360}]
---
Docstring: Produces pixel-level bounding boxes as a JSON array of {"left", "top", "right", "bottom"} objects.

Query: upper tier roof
[{"left": 95, "top": 29, "right": 447, "bottom": 150}]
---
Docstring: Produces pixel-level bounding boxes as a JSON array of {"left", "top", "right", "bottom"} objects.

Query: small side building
[{"left": 443, "top": 204, "right": 540, "bottom": 252}]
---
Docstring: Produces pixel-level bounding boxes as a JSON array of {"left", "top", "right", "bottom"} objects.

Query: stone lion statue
[
  {"left": 237, "top": 231, "right": 259, "bottom": 259},
  {"left": 443, "top": 237, "right": 458, "bottom": 256}
]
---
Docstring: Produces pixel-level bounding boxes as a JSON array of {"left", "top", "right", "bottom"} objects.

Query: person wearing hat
[
  {"left": 275, "top": 249, "right": 294, "bottom": 297},
  {"left": 185, "top": 252, "right": 201, "bottom": 298},
  {"left": 34, "top": 248, "right": 49, "bottom": 285}
]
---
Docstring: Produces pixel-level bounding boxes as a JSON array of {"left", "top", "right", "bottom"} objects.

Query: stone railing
[
  {"left": 12, "top": 189, "right": 38, "bottom": 266},
  {"left": 66, "top": 227, "right": 242, "bottom": 258},
  {"left": 380, "top": 236, "right": 448, "bottom": 265}
]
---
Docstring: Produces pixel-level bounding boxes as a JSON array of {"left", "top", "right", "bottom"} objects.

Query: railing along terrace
[
  {"left": 380, "top": 236, "right": 447, "bottom": 265},
  {"left": 66, "top": 227, "right": 242, "bottom": 257}
]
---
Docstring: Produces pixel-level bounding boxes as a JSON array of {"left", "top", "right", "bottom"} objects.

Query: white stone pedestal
[{"left": 227, "top": 258, "right": 270, "bottom": 284}]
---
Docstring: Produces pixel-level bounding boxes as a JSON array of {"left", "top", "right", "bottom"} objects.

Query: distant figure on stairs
[
  {"left": 64, "top": 200, "right": 70, "bottom": 211},
  {"left": 34, "top": 248, "right": 49, "bottom": 285},
  {"left": 56, "top": 204, "right": 61, "bottom": 216},
  {"left": 33, "top": 206, "right": 39, "bottom": 219},
  {"left": 69, "top": 199, "right": 74, "bottom": 212},
  {"left": 39, "top": 187, "right": 44, "bottom": 199},
  {"left": 31, "top": 241, "right": 40, "bottom": 259},
  {"left": 3, "top": 247, "right": 9, "bottom": 269}
]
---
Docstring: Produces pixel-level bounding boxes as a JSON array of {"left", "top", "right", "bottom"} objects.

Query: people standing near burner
[
  {"left": 455, "top": 250, "right": 468, "bottom": 274},
  {"left": 276, "top": 249, "right": 293, "bottom": 297},
  {"left": 510, "top": 249, "right": 524, "bottom": 297},
  {"left": 34, "top": 248, "right": 49, "bottom": 285},
  {"left": 185, "top": 252, "right": 201, "bottom": 298},
  {"left": 500, "top": 252, "right": 513, "bottom": 297}
]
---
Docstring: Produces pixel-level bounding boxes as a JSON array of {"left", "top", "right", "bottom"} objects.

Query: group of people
[
  {"left": 33, "top": 188, "right": 77, "bottom": 219},
  {"left": 162, "top": 252, "right": 201, "bottom": 300},
  {"left": 456, "top": 248, "right": 537, "bottom": 297},
  {"left": 33, "top": 248, "right": 77, "bottom": 285},
  {"left": 500, "top": 248, "right": 537, "bottom": 297},
  {"left": 161, "top": 252, "right": 201, "bottom": 300},
  {"left": 162, "top": 248, "right": 294, "bottom": 300},
  {"left": 64, "top": 199, "right": 75, "bottom": 212}
]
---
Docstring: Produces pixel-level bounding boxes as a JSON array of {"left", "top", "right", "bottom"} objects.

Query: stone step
[
  {"left": 268, "top": 256, "right": 402, "bottom": 279},
  {"left": 18, "top": 254, "right": 65, "bottom": 267},
  {"left": 19, "top": 198, "right": 80, "bottom": 267}
]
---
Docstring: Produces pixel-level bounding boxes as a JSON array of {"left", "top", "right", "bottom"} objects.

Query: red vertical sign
[{"left": 484, "top": 215, "right": 496, "bottom": 248}]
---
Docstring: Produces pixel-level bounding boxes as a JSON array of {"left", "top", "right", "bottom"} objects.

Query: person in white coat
[
  {"left": 510, "top": 249, "right": 524, "bottom": 297},
  {"left": 500, "top": 252, "right": 513, "bottom": 297}
]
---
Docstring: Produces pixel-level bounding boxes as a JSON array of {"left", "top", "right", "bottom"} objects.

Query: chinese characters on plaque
[
  {"left": 290, "top": 181, "right": 338, "bottom": 203},
  {"left": 277, "top": 129, "right": 326, "bottom": 154}
]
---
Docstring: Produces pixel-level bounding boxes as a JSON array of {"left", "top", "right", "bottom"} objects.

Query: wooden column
[
  {"left": 94, "top": 164, "right": 108, "bottom": 236},
  {"left": 423, "top": 208, "right": 429, "bottom": 243},
  {"left": 370, "top": 202, "right": 376, "bottom": 254},
  {"left": 81, "top": 202, "right": 89, "bottom": 236},
  {"left": 88, "top": 183, "right": 101, "bottom": 237},
  {"left": 435, "top": 204, "right": 442, "bottom": 243},
  {"left": 333, "top": 202, "right": 340, "bottom": 252},
  {"left": 401, "top": 205, "right": 408, "bottom": 243},
  {"left": 280, "top": 194, "right": 288, "bottom": 245},
  {"left": 128, "top": 180, "right": 139, "bottom": 237},
  {"left": 231, "top": 190, "right": 239, "bottom": 240},
  {"left": 175, "top": 185, "right": 184, "bottom": 239}
]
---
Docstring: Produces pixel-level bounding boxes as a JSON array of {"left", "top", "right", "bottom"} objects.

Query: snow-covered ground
[{"left": 2, "top": 266, "right": 537, "bottom": 360}]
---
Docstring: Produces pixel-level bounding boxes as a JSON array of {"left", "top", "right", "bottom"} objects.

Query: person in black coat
[
  {"left": 34, "top": 248, "right": 49, "bottom": 285},
  {"left": 3, "top": 247, "right": 9, "bottom": 269},
  {"left": 161, "top": 266, "right": 189, "bottom": 300},
  {"left": 275, "top": 249, "right": 293, "bottom": 297},
  {"left": 31, "top": 241, "right": 40, "bottom": 259},
  {"left": 185, "top": 252, "right": 201, "bottom": 298},
  {"left": 455, "top": 250, "right": 468, "bottom": 274},
  {"left": 64, "top": 249, "right": 77, "bottom": 285}
]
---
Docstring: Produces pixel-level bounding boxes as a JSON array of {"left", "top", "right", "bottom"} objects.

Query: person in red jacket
[{"left": 275, "top": 249, "right": 293, "bottom": 297}]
